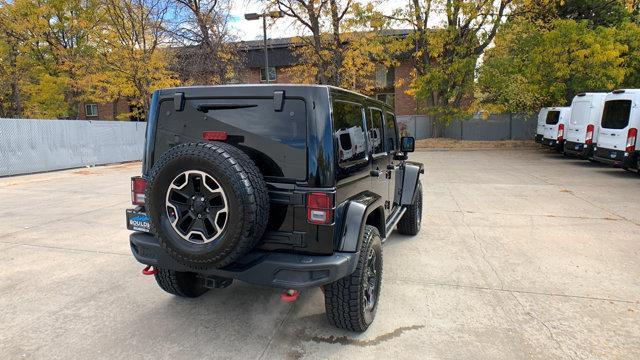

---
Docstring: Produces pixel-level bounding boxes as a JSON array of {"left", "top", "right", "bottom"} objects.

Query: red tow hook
[
  {"left": 142, "top": 265, "right": 157, "bottom": 275},
  {"left": 280, "top": 289, "right": 300, "bottom": 303}
]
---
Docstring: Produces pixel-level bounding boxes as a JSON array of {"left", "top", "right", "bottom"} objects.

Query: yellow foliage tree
[{"left": 89, "top": 0, "right": 179, "bottom": 120}]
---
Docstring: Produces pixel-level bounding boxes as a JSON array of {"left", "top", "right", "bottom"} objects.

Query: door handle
[{"left": 370, "top": 170, "right": 381, "bottom": 177}]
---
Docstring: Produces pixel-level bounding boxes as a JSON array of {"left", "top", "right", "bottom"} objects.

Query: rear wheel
[
  {"left": 324, "top": 225, "right": 383, "bottom": 332},
  {"left": 397, "top": 182, "right": 423, "bottom": 235},
  {"left": 154, "top": 268, "right": 208, "bottom": 298}
]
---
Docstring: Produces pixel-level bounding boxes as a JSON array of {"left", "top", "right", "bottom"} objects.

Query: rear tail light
[
  {"left": 585, "top": 124, "right": 594, "bottom": 145},
  {"left": 557, "top": 124, "right": 564, "bottom": 141},
  {"left": 306, "top": 192, "right": 333, "bottom": 225},
  {"left": 202, "top": 131, "right": 228, "bottom": 141},
  {"left": 131, "top": 176, "right": 147, "bottom": 206},
  {"left": 626, "top": 128, "right": 637, "bottom": 153}
]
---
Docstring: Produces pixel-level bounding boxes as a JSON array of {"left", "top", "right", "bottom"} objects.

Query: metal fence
[
  {"left": 0, "top": 118, "right": 145, "bottom": 177},
  {"left": 397, "top": 113, "right": 537, "bottom": 140}
]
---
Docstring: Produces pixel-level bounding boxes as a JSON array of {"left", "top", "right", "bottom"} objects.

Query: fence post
[{"left": 509, "top": 113, "right": 513, "bottom": 140}]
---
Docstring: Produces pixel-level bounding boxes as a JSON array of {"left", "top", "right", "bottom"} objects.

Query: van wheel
[
  {"left": 324, "top": 225, "right": 383, "bottom": 332},
  {"left": 154, "top": 268, "right": 208, "bottom": 298},
  {"left": 398, "top": 182, "right": 423, "bottom": 235}
]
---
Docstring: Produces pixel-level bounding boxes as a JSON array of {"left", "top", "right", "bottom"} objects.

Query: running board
[{"left": 383, "top": 207, "right": 406, "bottom": 243}]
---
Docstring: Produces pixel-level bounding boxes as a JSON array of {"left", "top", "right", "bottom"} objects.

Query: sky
[{"left": 228, "top": 0, "right": 412, "bottom": 41}]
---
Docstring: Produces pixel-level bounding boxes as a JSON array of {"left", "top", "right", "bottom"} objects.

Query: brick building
[{"left": 78, "top": 30, "right": 420, "bottom": 120}]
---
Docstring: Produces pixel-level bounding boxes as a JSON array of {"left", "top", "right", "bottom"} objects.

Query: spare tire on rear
[{"left": 145, "top": 142, "right": 269, "bottom": 269}]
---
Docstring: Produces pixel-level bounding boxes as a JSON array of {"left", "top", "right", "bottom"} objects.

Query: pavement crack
[
  {"left": 566, "top": 190, "right": 640, "bottom": 228},
  {"left": 386, "top": 277, "right": 640, "bottom": 305},
  {"left": 256, "top": 301, "right": 295, "bottom": 360},
  {"left": 511, "top": 292, "right": 574, "bottom": 360},
  {"left": 447, "top": 185, "right": 505, "bottom": 290},
  {"left": 0, "top": 241, "right": 129, "bottom": 256}
]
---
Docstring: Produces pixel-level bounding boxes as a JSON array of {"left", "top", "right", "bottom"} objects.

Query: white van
[
  {"left": 535, "top": 107, "right": 549, "bottom": 144},
  {"left": 564, "top": 92, "right": 608, "bottom": 158},
  {"left": 593, "top": 89, "right": 640, "bottom": 170},
  {"left": 542, "top": 107, "right": 572, "bottom": 150},
  {"left": 336, "top": 126, "right": 366, "bottom": 161}
]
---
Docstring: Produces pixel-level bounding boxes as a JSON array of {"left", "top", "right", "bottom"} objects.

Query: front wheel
[
  {"left": 397, "top": 182, "right": 423, "bottom": 235},
  {"left": 324, "top": 225, "right": 383, "bottom": 332},
  {"left": 154, "top": 268, "right": 209, "bottom": 298}
]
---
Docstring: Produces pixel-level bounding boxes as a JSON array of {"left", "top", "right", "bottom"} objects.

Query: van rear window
[
  {"left": 546, "top": 111, "right": 560, "bottom": 125},
  {"left": 601, "top": 100, "right": 632, "bottom": 129}
]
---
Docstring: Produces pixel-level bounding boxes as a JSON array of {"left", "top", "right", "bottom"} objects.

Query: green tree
[
  {"left": 390, "top": 0, "right": 514, "bottom": 129},
  {"left": 557, "top": 0, "right": 630, "bottom": 27},
  {"left": 478, "top": 19, "right": 627, "bottom": 113}
]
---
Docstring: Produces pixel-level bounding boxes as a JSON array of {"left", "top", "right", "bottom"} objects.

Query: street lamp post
[{"left": 244, "top": 11, "right": 284, "bottom": 84}]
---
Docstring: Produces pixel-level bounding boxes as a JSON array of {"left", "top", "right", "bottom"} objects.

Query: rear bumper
[
  {"left": 130, "top": 232, "right": 358, "bottom": 289},
  {"left": 592, "top": 147, "right": 638, "bottom": 167},
  {"left": 542, "top": 137, "right": 564, "bottom": 150},
  {"left": 564, "top": 141, "right": 594, "bottom": 158}
]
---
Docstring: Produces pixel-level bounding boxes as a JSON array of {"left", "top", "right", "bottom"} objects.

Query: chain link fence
[{"left": 0, "top": 118, "right": 145, "bottom": 177}]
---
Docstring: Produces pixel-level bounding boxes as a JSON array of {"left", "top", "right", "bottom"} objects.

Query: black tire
[
  {"left": 146, "top": 142, "right": 269, "bottom": 269},
  {"left": 154, "top": 268, "right": 208, "bottom": 298},
  {"left": 397, "top": 182, "right": 422, "bottom": 235},
  {"left": 324, "top": 225, "right": 383, "bottom": 332}
]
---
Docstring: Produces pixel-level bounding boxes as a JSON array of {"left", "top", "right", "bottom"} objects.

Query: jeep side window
[
  {"left": 385, "top": 112, "right": 398, "bottom": 152},
  {"left": 333, "top": 100, "right": 367, "bottom": 166},
  {"left": 368, "top": 108, "right": 385, "bottom": 154}
]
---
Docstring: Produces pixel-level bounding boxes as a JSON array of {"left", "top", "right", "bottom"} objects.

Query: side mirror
[{"left": 400, "top": 137, "right": 415, "bottom": 153}]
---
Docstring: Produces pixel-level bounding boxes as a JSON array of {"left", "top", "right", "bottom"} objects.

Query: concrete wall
[
  {"left": 397, "top": 113, "right": 537, "bottom": 141},
  {"left": 0, "top": 119, "right": 145, "bottom": 177}
]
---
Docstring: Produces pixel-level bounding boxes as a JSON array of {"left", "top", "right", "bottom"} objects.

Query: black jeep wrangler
[{"left": 127, "top": 85, "right": 424, "bottom": 332}]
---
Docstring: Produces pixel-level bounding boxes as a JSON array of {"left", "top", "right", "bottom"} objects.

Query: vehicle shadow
[{"left": 590, "top": 168, "right": 640, "bottom": 179}]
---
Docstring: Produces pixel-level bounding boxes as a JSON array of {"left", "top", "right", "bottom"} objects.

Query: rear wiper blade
[{"left": 196, "top": 103, "right": 258, "bottom": 112}]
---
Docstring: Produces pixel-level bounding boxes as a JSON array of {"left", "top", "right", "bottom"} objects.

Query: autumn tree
[
  {"left": 0, "top": 0, "right": 103, "bottom": 118},
  {"left": 0, "top": 8, "right": 23, "bottom": 117},
  {"left": 91, "top": 0, "right": 178, "bottom": 119},
  {"left": 169, "top": 0, "right": 242, "bottom": 84},
  {"left": 274, "top": 0, "right": 399, "bottom": 94}
]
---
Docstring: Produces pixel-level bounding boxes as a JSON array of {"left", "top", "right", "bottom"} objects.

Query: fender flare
[
  {"left": 400, "top": 161, "right": 424, "bottom": 205},
  {"left": 336, "top": 192, "right": 384, "bottom": 252}
]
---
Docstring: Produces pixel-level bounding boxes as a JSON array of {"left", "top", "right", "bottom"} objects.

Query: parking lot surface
[{"left": 1, "top": 149, "right": 639, "bottom": 359}]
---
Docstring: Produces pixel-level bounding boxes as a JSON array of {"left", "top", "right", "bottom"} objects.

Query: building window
[
  {"left": 260, "top": 67, "right": 277, "bottom": 82},
  {"left": 376, "top": 93, "right": 395, "bottom": 107},
  {"left": 374, "top": 65, "right": 395, "bottom": 89},
  {"left": 85, "top": 104, "right": 98, "bottom": 117}
]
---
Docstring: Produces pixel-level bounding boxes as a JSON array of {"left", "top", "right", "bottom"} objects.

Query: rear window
[
  {"left": 570, "top": 101, "right": 590, "bottom": 126},
  {"left": 601, "top": 100, "right": 632, "bottom": 129},
  {"left": 154, "top": 97, "right": 307, "bottom": 180},
  {"left": 546, "top": 111, "right": 560, "bottom": 125}
]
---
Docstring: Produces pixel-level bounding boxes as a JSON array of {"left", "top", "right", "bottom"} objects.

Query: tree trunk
[{"left": 329, "top": 0, "right": 343, "bottom": 85}]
